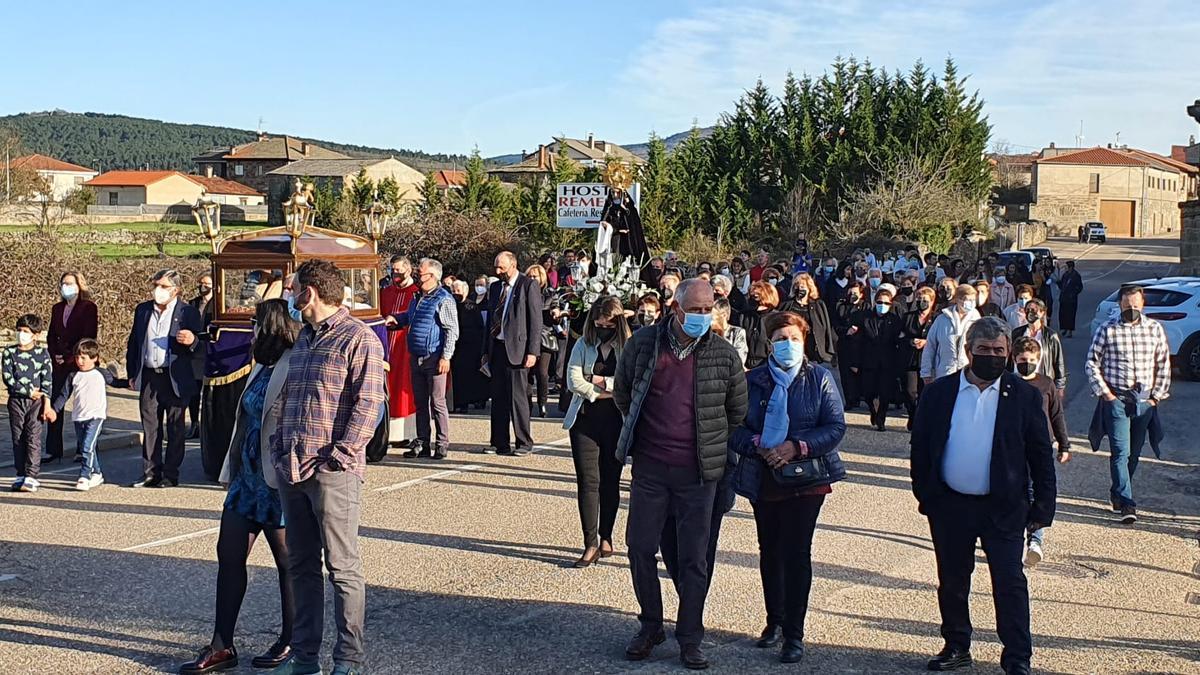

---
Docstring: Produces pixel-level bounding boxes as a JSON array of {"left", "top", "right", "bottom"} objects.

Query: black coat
[
  {"left": 899, "top": 308, "right": 935, "bottom": 371},
  {"left": 486, "top": 274, "right": 543, "bottom": 366},
  {"left": 452, "top": 298, "right": 489, "bottom": 405},
  {"left": 600, "top": 192, "right": 649, "bottom": 262},
  {"left": 613, "top": 320, "right": 748, "bottom": 482},
  {"left": 909, "top": 372, "right": 1057, "bottom": 532},
  {"left": 125, "top": 299, "right": 204, "bottom": 401},
  {"left": 849, "top": 308, "right": 905, "bottom": 371},
  {"left": 1012, "top": 324, "right": 1067, "bottom": 390},
  {"left": 739, "top": 308, "right": 774, "bottom": 370},
  {"left": 779, "top": 298, "right": 835, "bottom": 364}
]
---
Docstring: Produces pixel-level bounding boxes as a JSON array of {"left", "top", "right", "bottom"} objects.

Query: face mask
[
  {"left": 475, "top": 285, "right": 486, "bottom": 296},
  {"left": 995, "top": 276, "right": 1006, "bottom": 285},
  {"left": 153, "top": 287, "right": 174, "bottom": 305},
  {"left": 961, "top": 300, "right": 977, "bottom": 312},
  {"left": 794, "top": 288, "right": 808, "bottom": 299},
  {"left": 637, "top": 312, "right": 655, "bottom": 326},
  {"left": 1120, "top": 308, "right": 1141, "bottom": 324},
  {"left": 875, "top": 303, "right": 890, "bottom": 315},
  {"left": 679, "top": 311, "right": 712, "bottom": 339},
  {"left": 198, "top": 285, "right": 212, "bottom": 295},
  {"left": 916, "top": 298, "right": 932, "bottom": 311},
  {"left": 767, "top": 278, "right": 779, "bottom": 286},
  {"left": 719, "top": 267, "right": 730, "bottom": 275},
  {"left": 661, "top": 287, "right": 674, "bottom": 301},
  {"left": 869, "top": 278, "right": 881, "bottom": 288},
  {"left": 937, "top": 288, "right": 952, "bottom": 301},
  {"left": 1017, "top": 298, "right": 1029, "bottom": 308},
  {"left": 287, "top": 290, "right": 308, "bottom": 323},
  {"left": 595, "top": 327, "right": 616, "bottom": 343},
  {"left": 1026, "top": 310, "right": 1041, "bottom": 323},
  {"left": 970, "top": 354, "right": 1007, "bottom": 381},
  {"left": 16, "top": 331, "right": 33, "bottom": 346},
  {"left": 61, "top": 284, "right": 79, "bottom": 300},
  {"left": 900, "top": 286, "right": 914, "bottom": 297},
  {"left": 1016, "top": 362, "right": 1038, "bottom": 377},
  {"left": 824, "top": 266, "right": 835, "bottom": 274},
  {"left": 772, "top": 339, "right": 804, "bottom": 368},
  {"left": 848, "top": 295, "right": 862, "bottom": 305},
  {"left": 749, "top": 294, "right": 762, "bottom": 305}
]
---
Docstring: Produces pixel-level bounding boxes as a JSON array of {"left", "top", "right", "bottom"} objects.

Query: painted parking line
[
  {"left": 372, "top": 437, "right": 572, "bottom": 494},
  {"left": 120, "top": 527, "right": 222, "bottom": 552}
]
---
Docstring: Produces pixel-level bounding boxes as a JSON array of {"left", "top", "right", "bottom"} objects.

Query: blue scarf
[{"left": 761, "top": 358, "right": 802, "bottom": 449}]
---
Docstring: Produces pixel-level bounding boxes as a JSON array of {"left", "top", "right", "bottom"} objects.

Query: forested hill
[{"left": 0, "top": 111, "right": 469, "bottom": 173}]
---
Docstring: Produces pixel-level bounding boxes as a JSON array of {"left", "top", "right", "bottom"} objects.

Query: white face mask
[
  {"left": 961, "top": 299, "right": 977, "bottom": 312},
  {"left": 153, "top": 287, "right": 174, "bottom": 306},
  {"left": 61, "top": 284, "right": 79, "bottom": 300},
  {"left": 16, "top": 331, "right": 33, "bottom": 346},
  {"left": 474, "top": 285, "right": 487, "bottom": 296}
]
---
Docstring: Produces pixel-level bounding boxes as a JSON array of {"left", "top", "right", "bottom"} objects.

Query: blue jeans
[
  {"left": 1105, "top": 398, "right": 1153, "bottom": 508},
  {"left": 75, "top": 419, "right": 104, "bottom": 479}
]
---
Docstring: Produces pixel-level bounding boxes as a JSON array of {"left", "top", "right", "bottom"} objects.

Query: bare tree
[{"left": 842, "top": 152, "right": 981, "bottom": 239}]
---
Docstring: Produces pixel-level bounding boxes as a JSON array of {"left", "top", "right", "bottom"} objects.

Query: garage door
[{"left": 1100, "top": 199, "right": 1135, "bottom": 237}]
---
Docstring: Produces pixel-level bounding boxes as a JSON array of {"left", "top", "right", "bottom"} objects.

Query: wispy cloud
[{"left": 618, "top": 0, "right": 1200, "bottom": 150}]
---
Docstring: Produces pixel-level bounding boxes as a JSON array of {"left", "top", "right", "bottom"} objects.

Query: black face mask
[
  {"left": 661, "top": 288, "right": 674, "bottom": 300},
  {"left": 916, "top": 298, "right": 932, "bottom": 311},
  {"left": 637, "top": 312, "right": 655, "bottom": 326},
  {"left": 1120, "top": 308, "right": 1141, "bottom": 324},
  {"left": 1016, "top": 362, "right": 1038, "bottom": 377},
  {"left": 1026, "top": 311, "right": 1042, "bottom": 324},
  {"left": 794, "top": 288, "right": 808, "bottom": 299},
  {"left": 749, "top": 294, "right": 762, "bottom": 304},
  {"left": 970, "top": 354, "right": 1007, "bottom": 381},
  {"left": 595, "top": 327, "right": 616, "bottom": 343},
  {"left": 899, "top": 286, "right": 914, "bottom": 297},
  {"left": 936, "top": 288, "right": 952, "bottom": 301}
]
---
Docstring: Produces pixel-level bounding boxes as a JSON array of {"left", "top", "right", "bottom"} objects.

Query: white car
[
  {"left": 1084, "top": 221, "right": 1107, "bottom": 243},
  {"left": 1089, "top": 277, "right": 1200, "bottom": 380}
]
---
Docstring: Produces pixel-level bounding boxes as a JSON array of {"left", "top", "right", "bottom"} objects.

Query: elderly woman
[
  {"left": 779, "top": 273, "right": 835, "bottom": 365},
  {"left": 562, "top": 296, "right": 631, "bottom": 567},
  {"left": 713, "top": 297, "right": 748, "bottom": 367},
  {"left": 849, "top": 284, "right": 906, "bottom": 431},
  {"left": 921, "top": 284, "right": 982, "bottom": 384},
  {"left": 182, "top": 299, "right": 299, "bottom": 674},
  {"left": 729, "top": 311, "right": 847, "bottom": 664},
  {"left": 740, "top": 280, "right": 781, "bottom": 369}
]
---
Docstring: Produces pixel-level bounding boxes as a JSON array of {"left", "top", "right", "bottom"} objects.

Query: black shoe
[
  {"left": 41, "top": 454, "right": 60, "bottom": 465},
  {"left": 180, "top": 645, "right": 238, "bottom": 674},
  {"left": 417, "top": 446, "right": 433, "bottom": 458},
  {"left": 1110, "top": 498, "right": 1123, "bottom": 513},
  {"left": 497, "top": 448, "right": 517, "bottom": 456},
  {"left": 482, "top": 446, "right": 501, "bottom": 455},
  {"left": 927, "top": 647, "right": 973, "bottom": 671},
  {"left": 432, "top": 445, "right": 449, "bottom": 460},
  {"left": 187, "top": 424, "right": 201, "bottom": 440},
  {"left": 624, "top": 628, "right": 665, "bottom": 661},
  {"left": 680, "top": 644, "right": 709, "bottom": 670},
  {"left": 1119, "top": 506, "right": 1137, "bottom": 524},
  {"left": 755, "top": 625, "right": 781, "bottom": 648},
  {"left": 780, "top": 638, "right": 805, "bottom": 664},
  {"left": 403, "top": 441, "right": 425, "bottom": 459},
  {"left": 159, "top": 478, "right": 179, "bottom": 488},
  {"left": 512, "top": 445, "right": 531, "bottom": 457},
  {"left": 1004, "top": 663, "right": 1032, "bottom": 675},
  {"left": 250, "top": 640, "right": 292, "bottom": 669},
  {"left": 536, "top": 405, "right": 547, "bottom": 418},
  {"left": 131, "top": 477, "right": 163, "bottom": 488}
]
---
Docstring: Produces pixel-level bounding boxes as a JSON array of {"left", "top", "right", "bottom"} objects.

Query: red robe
[{"left": 381, "top": 281, "right": 418, "bottom": 419}]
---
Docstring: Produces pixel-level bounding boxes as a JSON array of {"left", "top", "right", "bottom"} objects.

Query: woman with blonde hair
[
  {"left": 740, "top": 280, "right": 780, "bottom": 369},
  {"left": 780, "top": 273, "right": 835, "bottom": 365},
  {"left": 525, "top": 264, "right": 557, "bottom": 418}
]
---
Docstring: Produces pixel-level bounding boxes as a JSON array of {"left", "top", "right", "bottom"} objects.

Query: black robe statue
[{"left": 600, "top": 190, "right": 649, "bottom": 263}]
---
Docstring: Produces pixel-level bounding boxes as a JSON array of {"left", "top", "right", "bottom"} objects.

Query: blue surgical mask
[
  {"left": 286, "top": 291, "right": 305, "bottom": 323},
  {"left": 1017, "top": 297, "right": 1029, "bottom": 308},
  {"left": 824, "top": 265, "right": 835, "bottom": 274},
  {"left": 996, "top": 275, "right": 1006, "bottom": 285},
  {"left": 679, "top": 311, "right": 712, "bottom": 338},
  {"left": 875, "top": 303, "right": 889, "bottom": 315},
  {"left": 869, "top": 277, "right": 881, "bottom": 288},
  {"left": 772, "top": 339, "right": 804, "bottom": 368}
]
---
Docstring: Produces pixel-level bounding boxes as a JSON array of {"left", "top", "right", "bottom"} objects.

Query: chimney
[
  {"left": 258, "top": 131, "right": 268, "bottom": 142},
  {"left": 204, "top": 165, "right": 214, "bottom": 178},
  {"left": 1049, "top": 142, "right": 1056, "bottom": 149},
  {"left": 587, "top": 133, "right": 595, "bottom": 149},
  {"left": 1190, "top": 134, "right": 1196, "bottom": 144},
  {"left": 300, "top": 142, "right": 309, "bottom": 156},
  {"left": 537, "top": 144, "right": 547, "bottom": 170}
]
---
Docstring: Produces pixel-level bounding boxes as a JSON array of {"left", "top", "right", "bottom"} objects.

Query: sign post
[{"left": 556, "top": 182, "right": 640, "bottom": 229}]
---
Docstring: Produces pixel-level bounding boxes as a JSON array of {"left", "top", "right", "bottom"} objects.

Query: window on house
[
  {"left": 108, "top": 192, "right": 118, "bottom": 205},
  {"left": 1089, "top": 173, "right": 1100, "bottom": 193},
  {"left": 235, "top": 164, "right": 244, "bottom": 176},
  {"left": 73, "top": 176, "right": 85, "bottom": 186},
  {"left": 239, "top": 197, "right": 248, "bottom": 206},
  {"left": 256, "top": 165, "right": 263, "bottom": 176}
]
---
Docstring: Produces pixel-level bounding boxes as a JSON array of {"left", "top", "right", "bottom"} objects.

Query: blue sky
[{"left": 2, "top": 0, "right": 1198, "bottom": 158}]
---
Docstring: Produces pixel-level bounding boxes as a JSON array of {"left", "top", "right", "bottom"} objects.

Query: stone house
[
  {"left": 488, "top": 134, "right": 644, "bottom": 183},
  {"left": 265, "top": 157, "right": 425, "bottom": 225},
  {"left": 84, "top": 170, "right": 208, "bottom": 207},
  {"left": 1031, "top": 146, "right": 1199, "bottom": 237},
  {"left": 193, "top": 134, "right": 350, "bottom": 193},
  {"left": 3, "top": 154, "right": 98, "bottom": 201},
  {"left": 189, "top": 175, "right": 266, "bottom": 206}
]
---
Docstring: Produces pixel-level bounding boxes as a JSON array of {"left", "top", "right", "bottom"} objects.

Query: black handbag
[{"left": 771, "top": 455, "right": 832, "bottom": 490}]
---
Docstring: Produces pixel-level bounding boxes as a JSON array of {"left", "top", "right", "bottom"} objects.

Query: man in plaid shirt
[{"left": 1084, "top": 286, "right": 1170, "bottom": 525}]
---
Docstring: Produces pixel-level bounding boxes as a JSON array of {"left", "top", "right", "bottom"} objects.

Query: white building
[{"left": 4, "top": 154, "right": 98, "bottom": 201}]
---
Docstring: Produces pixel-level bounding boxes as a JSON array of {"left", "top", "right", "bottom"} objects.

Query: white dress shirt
[
  {"left": 496, "top": 275, "right": 517, "bottom": 341},
  {"left": 144, "top": 299, "right": 177, "bottom": 369},
  {"left": 942, "top": 371, "right": 1000, "bottom": 495}
]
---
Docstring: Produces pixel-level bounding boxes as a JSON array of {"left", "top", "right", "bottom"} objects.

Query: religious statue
[{"left": 598, "top": 161, "right": 649, "bottom": 265}]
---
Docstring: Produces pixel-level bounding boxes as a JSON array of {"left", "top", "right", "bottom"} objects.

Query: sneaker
[
  {"left": 1023, "top": 540, "right": 1043, "bottom": 568},
  {"left": 11, "top": 477, "right": 24, "bottom": 492},
  {"left": 1110, "top": 498, "right": 1123, "bottom": 513},
  {"left": 1119, "top": 506, "right": 1137, "bottom": 524},
  {"left": 18, "top": 477, "right": 39, "bottom": 492},
  {"left": 74, "top": 477, "right": 91, "bottom": 491},
  {"left": 88, "top": 474, "right": 105, "bottom": 488}
]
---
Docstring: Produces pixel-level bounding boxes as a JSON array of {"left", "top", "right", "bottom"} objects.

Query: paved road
[{"left": 1, "top": 236, "right": 1198, "bottom": 674}]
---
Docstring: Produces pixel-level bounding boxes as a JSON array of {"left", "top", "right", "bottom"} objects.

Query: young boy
[
  {"left": 3, "top": 314, "right": 53, "bottom": 492},
  {"left": 47, "top": 339, "right": 112, "bottom": 491},
  {"left": 1013, "top": 336, "right": 1071, "bottom": 567}
]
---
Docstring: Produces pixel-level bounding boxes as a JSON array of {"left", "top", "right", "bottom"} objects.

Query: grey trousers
[
  {"left": 279, "top": 470, "right": 365, "bottom": 666},
  {"left": 410, "top": 354, "right": 450, "bottom": 447}
]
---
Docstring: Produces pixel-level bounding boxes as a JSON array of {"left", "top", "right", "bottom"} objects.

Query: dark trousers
[
  {"left": 626, "top": 455, "right": 717, "bottom": 647},
  {"left": 489, "top": 342, "right": 532, "bottom": 450},
  {"left": 861, "top": 366, "right": 893, "bottom": 427},
  {"left": 901, "top": 369, "right": 923, "bottom": 428},
  {"left": 1059, "top": 298, "right": 1078, "bottom": 332},
  {"left": 46, "top": 368, "right": 71, "bottom": 458},
  {"left": 139, "top": 369, "right": 187, "bottom": 482},
  {"left": 279, "top": 470, "right": 365, "bottom": 666},
  {"left": 836, "top": 346, "right": 861, "bottom": 406},
  {"left": 568, "top": 400, "right": 624, "bottom": 548},
  {"left": 754, "top": 494, "right": 825, "bottom": 640},
  {"left": 212, "top": 508, "right": 294, "bottom": 651},
  {"left": 531, "top": 350, "right": 553, "bottom": 409},
  {"left": 7, "top": 396, "right": 43, "bottom": 479},
  {"left": 661, "top": 477, "right": 734, "bottom": 594},
  {"left": 928, "top": 492, "right": 1031, "bottom": 670},
  {"left": 410, "top": 354, "right": 450, "bottom": 447},
  {"left": 188, "top": 387, "right": 202, "bottom": 428}
]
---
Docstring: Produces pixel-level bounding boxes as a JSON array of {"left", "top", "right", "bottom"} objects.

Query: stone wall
[{"left": 1181, "top": 200, "right": 1200, "bottom": 276}]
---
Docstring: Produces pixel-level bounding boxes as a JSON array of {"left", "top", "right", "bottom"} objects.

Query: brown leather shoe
[
  {"left": 625, "top": 628, "right": 666, "bottom": 661},
  {"left": 180, "top": 645, "right": 238, "bottom": 674},
  {"left": 251, "top": 640, "right": 292, "bottom": 669},
  {"left": 599, "top": 540, "right": 615, "bottom": 558},
  {"left": 573, "top": 546, "right": 600, "bottom": 568}
]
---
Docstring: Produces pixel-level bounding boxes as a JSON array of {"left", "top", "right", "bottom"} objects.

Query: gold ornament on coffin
[{"left": 603, "top": 160, "right": 633, "bottom": 192}]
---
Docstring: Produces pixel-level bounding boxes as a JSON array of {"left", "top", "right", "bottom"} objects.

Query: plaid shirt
[
  {"left": 1084, "top": 316, "right": 1171, "bottom": 401},
  {"left": 273, "top": 308, "right": 386, "bottom": 484}
]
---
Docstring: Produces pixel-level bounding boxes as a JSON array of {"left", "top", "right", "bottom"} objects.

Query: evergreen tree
[
  {"left": 348, "top": 168, "right": 375, "bottom": 209},
  {"left": 454, "top": 147, "right": 502, "bottom": 214},
  {"left": 418, "top": 171, "right": 445, "bottom": 213}
]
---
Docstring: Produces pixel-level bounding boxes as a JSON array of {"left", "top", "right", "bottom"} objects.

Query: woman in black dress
[
  {"left": 740, "top": 280, "right": 781, "bottom": 370},
  {"left": 832, "top": 282, "right": 867, "bottom": 409},
  {"left": 779, "top": 273, "right": 835, "bottom": 365},
  {"left": 525, "top": 264, "right": 559, "bottom": 418},
  {"left": 450, "top": 281, "right": 489, "bottom": 413},
  {"left": 898, "top": 286, "right": 937, "bottom": 430}
]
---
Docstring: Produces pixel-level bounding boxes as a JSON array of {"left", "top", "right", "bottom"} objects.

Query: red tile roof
[
  {"left": 1036, "top": 147, "right": 1147, "bottom": 167},
  {"left": 190, "top": 175, "right": 263, "bottom": 196},
  {"left": 1126, "top": 148, "right": 1198, "bottom": 174},
  {"left": 7, "top": 153, "right": 95, "bottom": 173},
  {"left": 83, "top": 170, "right": 191, "bottom": 187},
  {"left": 433, "top": 170, "right": 467, "bottom": 188}
]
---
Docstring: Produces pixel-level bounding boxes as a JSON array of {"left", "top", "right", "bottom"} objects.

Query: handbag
[{"left": 771, "top": 455, "right": 833, "bottom": 490}]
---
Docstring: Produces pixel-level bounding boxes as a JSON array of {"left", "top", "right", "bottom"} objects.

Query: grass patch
[
  {"left": 91, "top": 243, "right": 213, "bottom": 260},
  {"left": 0, "top": 221, "right": 266, "bottom": 234}
]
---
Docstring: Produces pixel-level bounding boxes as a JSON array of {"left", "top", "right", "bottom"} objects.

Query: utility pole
[{"left": 4, "top": 145, "right": 9, "bottom": 204}]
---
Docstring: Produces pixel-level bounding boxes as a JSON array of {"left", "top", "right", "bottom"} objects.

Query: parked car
[
  {"left": 1089, "top": 277, "right": 1200, "bottom": 380},
  {"left": 1084, "top": 221, "right": 1107, "bottom": 243},
  {"left": 996, "top": 250, "right": 1035, "bottom": 271},
  {"left": 1020, "top": 246, "right": 1054, "bottom": 263}
]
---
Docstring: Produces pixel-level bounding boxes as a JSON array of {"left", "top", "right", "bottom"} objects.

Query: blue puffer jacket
[{"left": 729, "top": 362, "right": 847, "bottom": 503}]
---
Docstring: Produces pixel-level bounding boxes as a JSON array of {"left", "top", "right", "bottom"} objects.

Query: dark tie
[{"left": 491, "top": 283, "right": 510, "bottom": 338}]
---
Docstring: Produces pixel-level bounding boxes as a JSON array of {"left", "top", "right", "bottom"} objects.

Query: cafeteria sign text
[{"left": 555, "top": 182, "right": 640, "bottom": 228}]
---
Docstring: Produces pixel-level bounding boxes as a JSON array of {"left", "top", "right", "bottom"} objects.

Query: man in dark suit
[
  {"left": 126, "top": 269, "right": 204, "bottom": 488},
  {"left": 910, "top": 316, "right": 1056, "bottom": 675},
  {"left": 484, "top": 251, "right": 542, "bottom": 456},
  {"left": 186, "top": 273, "right": 214, "bottom": 440}
]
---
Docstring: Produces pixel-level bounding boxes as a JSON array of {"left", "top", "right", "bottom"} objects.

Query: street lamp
[
  {"left": 191, "top": 191, "right": 222, "bottom": 253},
  {"left": 282, "top": 178, "right": 315, "bottom": 254},
  {"left": 361, "top": 190, "right": 391, "bottom": 252}
]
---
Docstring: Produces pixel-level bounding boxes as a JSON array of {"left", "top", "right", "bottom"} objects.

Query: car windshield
[{"left": 1101, "top": 288, "right": 1193, "bottom": 307}]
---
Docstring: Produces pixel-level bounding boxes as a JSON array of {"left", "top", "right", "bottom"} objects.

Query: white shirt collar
[{"left": 958, "top": 370, "right": 1002, "bottom": 393}]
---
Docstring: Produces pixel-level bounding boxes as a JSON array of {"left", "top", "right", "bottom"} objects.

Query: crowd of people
[{"left": 0, "top": 236, "right": 1175, "bottom": 674}]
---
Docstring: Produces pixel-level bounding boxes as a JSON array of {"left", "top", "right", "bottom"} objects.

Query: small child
[
  {"left": 48, "top": 339, "right": 112, "bottom": 491},
  {"left": 2, "top": 314, "right": 53, "bottom": 492},
  {"left": 1013, "top": 336, "right": 1071, "bottom": 567}
]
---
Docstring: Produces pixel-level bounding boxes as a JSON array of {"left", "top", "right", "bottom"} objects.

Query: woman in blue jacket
[{"left": 729, "top": 311, "right": 847, "bottom": 664}]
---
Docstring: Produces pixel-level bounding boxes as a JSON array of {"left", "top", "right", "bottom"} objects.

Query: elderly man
[
  {"left": 911, "top": 317, "right": 1056, "bottom": 675},
  {"left": 274, "top": 259, "right": 386, "bottom": 675},
  {"left": 485, "top": 251, "right": 543, "bottom": 456},
  {"left": 385, "top": 258, "right": 459, "bottom": 460},
  {"left": 187, "top": 273, "right": 214, "bottom": 440},
  {"left": 126, "top": 270, "right": 204, "bottom": 488},
  {"left": 380, "top": 255, "right": 419, "bottom": 447},
  {"left": 614, "top": 279, "right": 748, "bottom": 670}
]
